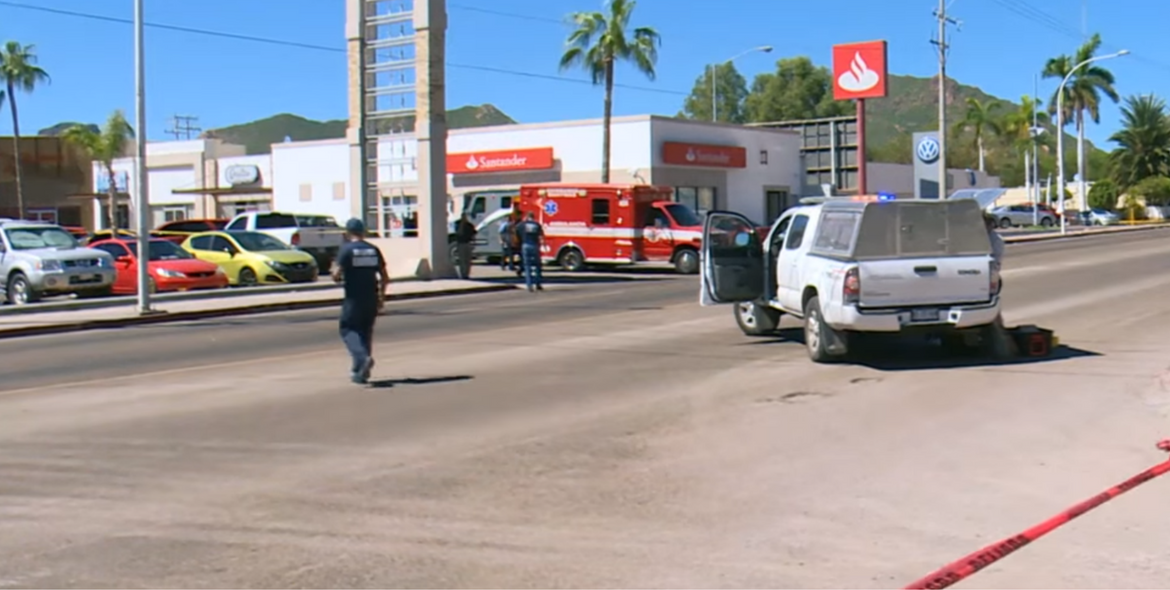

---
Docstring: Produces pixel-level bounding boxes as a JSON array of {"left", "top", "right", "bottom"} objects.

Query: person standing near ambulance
[
  {"left": 516, "top": 212, "right": 544, "bottom": 292},
  {"left": 332, "top": 219, "right": 388, "bottom": 384}
]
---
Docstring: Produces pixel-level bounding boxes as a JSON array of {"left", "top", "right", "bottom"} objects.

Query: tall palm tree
[
  {"left": 953, "top": 98, "right": 1001, "bottom": 171},
  {"left": 559, "top": 0, "right": 660, "bottom": 183},
  {"left": 62, "top": 111, "right": 134, "bottom": 232},
  {"left": 1108, "top": 95, "right": 1170, "bottom": 190},
  {"left": 0, "top": 41, "right": 50, "bottom": 220},
  {"left": 1042, "top": 33, "right": 1120, "bottom": 185}
]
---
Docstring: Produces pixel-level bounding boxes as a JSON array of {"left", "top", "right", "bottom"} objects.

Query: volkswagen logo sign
[{"left": 916, "top": 137, "right": 941, "bottom": 164}]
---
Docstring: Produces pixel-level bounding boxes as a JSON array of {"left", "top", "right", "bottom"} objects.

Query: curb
[
  {"left": 1004, "top": 224, "right": 1170, "bottom": 243},
  {"left": 0, "top": 284, "right": 517, "bottom": 340}
]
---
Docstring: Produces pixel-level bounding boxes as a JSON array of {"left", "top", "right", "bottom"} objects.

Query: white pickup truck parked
[
  {"left": 700, "top": 196, "right": 1002, "bottom": 362},
  {"left": 224, "top": 212, "right": 346, "bottom": 273}
]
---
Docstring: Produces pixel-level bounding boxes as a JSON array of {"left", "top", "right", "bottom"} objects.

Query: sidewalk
[
  {"left": 0, "top": 279, "right": 515, "bottom": 340},
  {"left": 1002, "top": 222, "right": 1170, "bottom": 243}
]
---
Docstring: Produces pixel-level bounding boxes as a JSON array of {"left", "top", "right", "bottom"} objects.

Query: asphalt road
[{"left": 4, "top": 231, "right": 1170, "bottom": 587}]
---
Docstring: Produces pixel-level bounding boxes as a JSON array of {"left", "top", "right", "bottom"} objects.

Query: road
[{"left": 3, "top": 231, "right": 1170, "bottom": 588}]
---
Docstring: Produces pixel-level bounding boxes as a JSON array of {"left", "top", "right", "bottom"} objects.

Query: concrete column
[
  {"left": 345, "top": 0, "right": 365, "bottom": 221},
  {"left": 414, "top": 0, "right": 452, "bottom": 277}
]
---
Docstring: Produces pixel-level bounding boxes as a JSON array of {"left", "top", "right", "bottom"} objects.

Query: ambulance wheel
[
  {"left": 558, "top": 248, "right": 585, "bottom": 272},
  {"left": 673, "top": 248, "right": 699, "bottom": 274},
  {"left": 734, "top": 301, "right": 781, "bottom": 336}
]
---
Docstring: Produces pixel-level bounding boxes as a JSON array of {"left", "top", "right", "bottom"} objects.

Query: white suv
[
  {"left": 700, "top": 196, "right": 1002, "bottom": 362},
  {"left": 0, "top": 220, "right": 116, "bottom": 305}
]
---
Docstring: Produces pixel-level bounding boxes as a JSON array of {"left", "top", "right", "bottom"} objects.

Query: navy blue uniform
[
  {"left": 516, "top": 219, "right": 544, "bottom": 291},
  {"left": 336, "top": 240, "right": 385, "bottom": 380}
]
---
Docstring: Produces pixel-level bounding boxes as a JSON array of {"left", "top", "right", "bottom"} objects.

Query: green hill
[{"left": 202, "top": 104, "right": 516, "bottom": 154}]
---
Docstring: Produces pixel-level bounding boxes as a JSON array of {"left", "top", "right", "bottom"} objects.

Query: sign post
[{"left": 832, "top": 40, "right": 888, "bottom": 195}]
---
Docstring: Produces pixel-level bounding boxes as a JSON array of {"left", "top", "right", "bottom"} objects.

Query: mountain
[
  {"left": 201, "top": 104, "right": 516, "bottom": 155},
  {"left": 38, "top": 122, "right": 99, "bottom": 136}
]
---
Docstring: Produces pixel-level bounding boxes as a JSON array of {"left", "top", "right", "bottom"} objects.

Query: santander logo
[
  {"left": 685, "top": 147, "right": 732, "bottom": 165},
  {"left": 462, "top": 152, "right": 530, "bottom": 171},
  {"left": 837, "top": 52, "right": 880, "bottom": 92},
  {"left": 465, "top": 154, "right": 479, "bottom": 170}
]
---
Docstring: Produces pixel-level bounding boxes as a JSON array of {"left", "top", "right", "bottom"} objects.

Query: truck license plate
[{"left": 911, "top": 308, "right": 940, "bottom": 322}]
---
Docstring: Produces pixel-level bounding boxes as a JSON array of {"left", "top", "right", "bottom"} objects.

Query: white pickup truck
[
  {"left": 700, "top": 196, "right": 1002, "bottom": 362},
  {"left": 224, "top": 212, "right": 346, "bottom": 273}
]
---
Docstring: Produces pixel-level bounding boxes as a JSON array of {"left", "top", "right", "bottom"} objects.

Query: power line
[
  {"left": 447, "top": 3, "right": 564, "bottom": 25},
  {"left": 0, "top": 0, "right": 686, "bottom": 96}
]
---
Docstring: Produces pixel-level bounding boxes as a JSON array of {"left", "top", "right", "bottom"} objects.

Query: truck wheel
[
  {"left": 559, "top": 248, "right": 585, "bottom": 272},
  {"left": 999, "top": 217, "right": 1012, "bottom": 229},
  {"left": 6, "top": 272, "right": 40, "bottom": 305},
  {"left": 673, "top": 248, "right": 699, "bottom": 274},
  {"left": 1040, "top": 216, "right": 1054, "bottom": 227},
  {"left": 734, "top": 301, "right": 781, "bottom": 336},
  {"left": 803, "top": 296, "right": 847, "bottom": 363}
]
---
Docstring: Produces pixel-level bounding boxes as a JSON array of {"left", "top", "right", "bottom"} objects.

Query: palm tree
[
  {"left": 559, "top": 0, "right": 660, "bottom": 183},
  {"left": 953, "top": 98, "right": 1001, "bottom": 171},
  {"left": 0, "top": 41, "right": 50, "bottom": 219},
  {"left": 1108, "top": 95, "right": 1170, "bottom": 190},
  {"left": 62, "top": 111, "right": 134, "bottom": 232},
  {"left": 1042, "top": 33, "right": 1120, "bottom": 185}
]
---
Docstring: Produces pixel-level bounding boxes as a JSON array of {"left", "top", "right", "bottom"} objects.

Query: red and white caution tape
[{"left": 904, "top": 439, "right": 1170, "bottom": 590}]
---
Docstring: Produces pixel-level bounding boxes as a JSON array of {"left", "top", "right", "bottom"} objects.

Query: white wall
[
  {"left": 217, "top": 154, "right": 272, "bottom": 188},
  {"left": 271, "top": 139, "right": 351, "bottom": 220},
  {"left": 650, "top": 118, "right": 803, "bottom": 222},
  {"left": 867, "top": 163, "right": 1001, "bottom": 198},
  {"left": 149, "top": 166, "right": 198, "bottom": 205}
]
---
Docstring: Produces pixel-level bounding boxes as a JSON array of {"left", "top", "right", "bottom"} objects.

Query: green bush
[{"left": 1088, "top": 179, "right": 1120, "bottom": 210}]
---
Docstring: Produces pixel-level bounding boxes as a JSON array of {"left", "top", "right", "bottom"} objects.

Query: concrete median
[{"left": 1002, "top": 223, "right": 1170, "bottom": 243}]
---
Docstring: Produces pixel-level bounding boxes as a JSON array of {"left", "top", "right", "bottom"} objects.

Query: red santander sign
[
  {"left": 832, "top": 40, "right": 888, "bottom": 100},
  {"left": 447, "top": 147, "right": 554, "bottom": 174},
  {"left": 662, "top": 141, "right": 746, "bottom": 168}
]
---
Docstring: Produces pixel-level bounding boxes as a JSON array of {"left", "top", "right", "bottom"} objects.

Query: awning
[
  {"left": 171, "top": 186, "right": 273, "bottom": 197},
  {"left": 948, "top": 188, "right": 1007, "bottom": 209}
]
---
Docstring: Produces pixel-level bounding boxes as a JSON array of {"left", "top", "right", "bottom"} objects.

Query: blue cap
[{"left": 345, "top": 218, "right": 365, "bottom": 234}]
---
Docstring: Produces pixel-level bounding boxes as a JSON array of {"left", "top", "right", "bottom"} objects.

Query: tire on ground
[
  {"left": 673, "top": 248, "right": 699, "bottom": 274},
  {"left": 733, "top": 301, "right": 781, "bottom": 336},
  {"left": 803, "top": 295, "right": 848, "bottom": 362}
]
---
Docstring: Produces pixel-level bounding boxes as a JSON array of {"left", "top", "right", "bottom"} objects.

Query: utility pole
[
  {"left": 932, "top": 0, "right": 959, "bottom": 198},
  {"left": 164, "top": 115, "right": 202, "bottom": 140},
  {"left": 133, "top": 0, "right": 152, "bottom": 314}
]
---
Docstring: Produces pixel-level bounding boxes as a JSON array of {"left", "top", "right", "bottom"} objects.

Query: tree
[
  {"left": 680, "top": 62, "right": 748, "bottom": 123},
  {"left": 1108, "top": 94, "right": 1170, "bottom": 190},
  {"left": 742, "top": 56, "right": 851, "bottom": 123},
  {"left": 953, "top": 98, "right": 1001, "bottom": 172},
  {"left": 62, "top": 110, "right": 134, "bottom": 232},
  {"left": 1042, "top": 33, "right": 1120, "bottom": 186},
  {"left": 1087, "top": 178, "right": 1119, "bottom": 210},
  {"left": 1129, "top": 175, "right": 1170, "bottom": 207},
  {"left": 0, "top": 41, "right": 50, "bottom": 219},
  {"left": 559, "top": 0, "right": 660, "bottom": 183}
]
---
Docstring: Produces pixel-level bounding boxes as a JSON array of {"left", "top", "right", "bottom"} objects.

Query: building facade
[{"left": 0, "top": 136, "right": 92, "bottom": 226}]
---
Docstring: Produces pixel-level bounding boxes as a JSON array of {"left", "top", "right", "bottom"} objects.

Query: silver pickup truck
[{"left": 0, "top": 219, "right": 116, "bottom": 305}]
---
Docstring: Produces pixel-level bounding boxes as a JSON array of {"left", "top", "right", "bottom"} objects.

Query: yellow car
[{"left": 181, "top": 230, "right": 319, "bottom": 286}]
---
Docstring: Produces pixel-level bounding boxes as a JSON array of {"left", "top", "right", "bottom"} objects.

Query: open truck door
[{"left": 700, "top": 211, "right": 765, "bottom": 306}]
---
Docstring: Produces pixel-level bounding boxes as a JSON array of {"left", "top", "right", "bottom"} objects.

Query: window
[
  {"left": 209, "top": 236, "right": 236, "bottom": 253},
  {"left": 189, "top": 235, "right": 214, "bottom": 250},
  {"left": 812, "top": 211, "right": 861, "bottom": 254},
  {"left": 3, "top": 227, "right": 78, "bottom": 250},
  {"left": 299, "top": 184, "right": 313, "bottom": 202},
  {"left": 332, "top": 182, "right": 346, "bottom": 201},
  {"left": 163, "top": 207, "right": 187, "bottom": 222},
  {"left": 853, "top": 201, "right": 990, "bottom": 259},
  {"left": 673, "top": 186, "right": 718, "bottom": 216},
  {"left": 785, "top": 215, "right": 810, "bottom": 250},
  {"left": 296, "top": 215, "right": 338, "bottom": 228},
  {"left": 663, "top": 203, "right": 701, "bottom": 227},
  {"left": 254, "top": 213, "right": 298, "bottom": 229},
  {"left": 127, "top": 241, "right": 195, "bottom": 261},
  {"left": 93, "top": 243, "right": 128, "bottom": 258},
  {"left": 501, "top": 196, "right": 513, "bottom": 210},
  {"left": 225, "top": 217, "right": 247, "bottom": 231},
  {"left": 232, "top": 232, "right": 289, "bottom": 252},
  {"left": 591, "top": 198, "right": 610, "bottom": 225},
  {"left": 469, "top": 197, "right": 486, "bottom": 217},
  {"left": 645, "top": 208, "right": 669, "bottom": 228},
  {"left": 27, "top": 208, "right": 56, "bottom": 223}
]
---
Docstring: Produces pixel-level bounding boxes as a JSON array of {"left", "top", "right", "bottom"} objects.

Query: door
[
  {"left": 777, "top": 214, "right": 811, "bottom": 311},
  {"left": 589, "top": 197, "right": 619, "bottom": 260},
  {"left": 764, "top": 189, "right": 791, "bottom": 224},
  {"left": 93, "top": 242, "right": 134, "bottom": 292},
  {"left": 700, "top": 211, "right": 764, "bottom": 305},
  {"left": 641, "top": 206, "right": 675, "bottom": 262}
]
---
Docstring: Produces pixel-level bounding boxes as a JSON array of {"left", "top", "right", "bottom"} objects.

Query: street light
[
  {"left": 710, "top": 45, "right": 772, "bottom": 122},
  {"left": 133, "top": 0, "right": 152, "bottom": 313},
  {"left": 1056, "top": 49, "right": 1128, "bottom": 234}
]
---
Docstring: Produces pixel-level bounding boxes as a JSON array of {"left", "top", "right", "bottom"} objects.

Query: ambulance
[{"left": 516, "top": 183, "right": 704, "bottom": 274}]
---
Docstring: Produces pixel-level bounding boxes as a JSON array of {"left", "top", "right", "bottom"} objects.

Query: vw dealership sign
[{"left": 916, "top": 136, "right": 940, "bottom": 164}]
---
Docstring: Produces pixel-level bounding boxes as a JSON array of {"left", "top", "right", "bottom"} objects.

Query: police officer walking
[
  {"left": 454, "top": 212, "right": 476, "bottom": 279},
  {"left": 516, "top": 212, "right": 544, "bottom": 292},
  {"left": 331, "top": 218, "right": 388, "bottom": 384},
  {"left": 498, "top": 214, "right": 515, "bottom": 271}
]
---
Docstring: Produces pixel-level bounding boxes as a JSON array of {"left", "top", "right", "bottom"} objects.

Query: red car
[{"left": 89, "top": 238, "right": 229, "bottom": 294}]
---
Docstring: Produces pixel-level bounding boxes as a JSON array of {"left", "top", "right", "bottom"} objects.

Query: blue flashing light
[{"left": 877, "top": 192, "right": 895, "bottom": 201}]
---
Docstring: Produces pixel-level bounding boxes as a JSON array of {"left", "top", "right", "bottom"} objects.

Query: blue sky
[{"left": 2, "top": 0, "right": 1165, "bottom": 147}]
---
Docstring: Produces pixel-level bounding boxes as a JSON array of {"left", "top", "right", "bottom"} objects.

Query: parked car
[
  {"left": 89, "top": 238, "right": 228, "bottom": 294},
  {"left": 223, "top": 212, "right": 345, "bottom": 272},
  {"left": 988, "top": 204, "right": 1057, "bottom": 228},
  {"left": 87, "top": 228, "right": 139, "bottom": 244},
  {"left": 152, "top": 218, "right": 229, "bottom": 244},
  {"left": 1077, "top": 208, "right": 1121, "bottom": 226},
  {"left": 181, "top": 230, "right": 318, "bottom": 286},
  {"left": 0, "top": 220, "right": 116, "bottom": 305}
]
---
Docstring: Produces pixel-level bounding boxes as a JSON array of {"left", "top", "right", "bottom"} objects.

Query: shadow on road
[
  {"left": 367, "top": 375, "right": 473, "bottom": 388},
  {"left": 475, "top": 274, "right": 672, "bottom": 286}
]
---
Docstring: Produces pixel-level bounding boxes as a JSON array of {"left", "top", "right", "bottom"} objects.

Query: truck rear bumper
[{"left": 826, "top": 299, "right": 1001, "bottom": 333}]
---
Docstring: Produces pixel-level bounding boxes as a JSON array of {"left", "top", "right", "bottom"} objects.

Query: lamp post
[
  {"left": 1056, "top": 49, "right": 1128, "bottom": 234},
  {"left": 133, "top": 0, "right": 152, "bottom": 313},
  {"left": 710, "top": 45, "right": 772, "bottom": 122}
]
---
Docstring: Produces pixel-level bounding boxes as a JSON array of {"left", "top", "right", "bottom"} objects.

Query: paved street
[{"left": 3, "top": 232, "right": 1170, "bottom": 588}]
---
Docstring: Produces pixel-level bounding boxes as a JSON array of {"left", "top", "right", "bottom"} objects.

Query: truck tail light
[
  {"left": 290, "top": 232, "right": 301, "bottom": 246},
  {"left": 843, "top": 267, "right": 860, "bottom": 304},
  {"left": 990, "top": 261, "right": 1001, "bottom": 296}
]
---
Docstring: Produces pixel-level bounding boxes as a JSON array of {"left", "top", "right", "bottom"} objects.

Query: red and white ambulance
[{"left": 515, "top": 183, "right": 704, "bottom": 274}]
